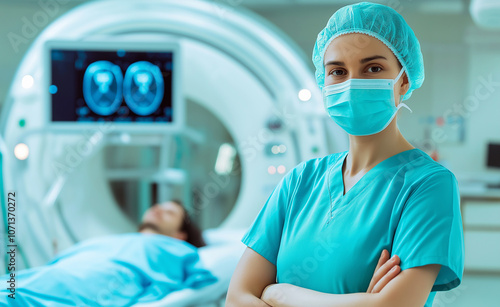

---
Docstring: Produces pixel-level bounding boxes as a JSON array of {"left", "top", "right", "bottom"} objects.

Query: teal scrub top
[{"left": 242, "top": 148, "right": 464, "bottom": 307}]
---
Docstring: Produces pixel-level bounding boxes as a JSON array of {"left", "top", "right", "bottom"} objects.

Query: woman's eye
[
  {"left": 367, "top": 66, "right": 382, "bottom": 73},
  {"left": 330, "top": 69, "right": 345, "bottom": 76}
]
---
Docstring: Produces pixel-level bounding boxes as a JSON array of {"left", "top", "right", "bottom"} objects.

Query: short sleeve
[
  {"left": 241, "top": 165, "right": 300, "bottom": 266},
  {"left": 392, "top": 170, "right": 464, "bottom": 292}
]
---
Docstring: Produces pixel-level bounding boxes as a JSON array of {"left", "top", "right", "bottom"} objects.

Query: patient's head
[{"left": 139, "top": 200, "right": 206, "bottom": 248}]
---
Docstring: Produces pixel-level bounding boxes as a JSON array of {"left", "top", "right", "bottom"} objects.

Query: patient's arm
[
  {"left": 261, "top": 263, "right": 441, "bottom": 307},
  {"left": 226, "top": 247, "right": 276, "bottom": 307}
]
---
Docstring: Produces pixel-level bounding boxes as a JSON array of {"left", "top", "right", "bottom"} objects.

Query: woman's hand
[
  {"left": 259, "top": 249, "right": 401, "bottom": 306},
  {"left": 366, "top": 249, "right": 401, "bottom": 293}
]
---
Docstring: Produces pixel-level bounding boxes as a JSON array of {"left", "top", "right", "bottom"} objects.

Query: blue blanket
[{"left": 0, "top": 233, "right": 217, "bottom": 306}]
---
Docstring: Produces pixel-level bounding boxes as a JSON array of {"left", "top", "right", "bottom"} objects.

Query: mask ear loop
[
  {"left": 397, "top": 98, "right": 413, "bottom": 113},
  {"left": 394, "top": 68, "right": 405, "bottom": 83},
  {"left": 394, "top": 68, "right": 413, "bottom": 113}
]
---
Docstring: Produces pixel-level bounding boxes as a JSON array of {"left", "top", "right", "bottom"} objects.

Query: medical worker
[{"left": 226, "top": 2, "right": 464, "bottom": 307}]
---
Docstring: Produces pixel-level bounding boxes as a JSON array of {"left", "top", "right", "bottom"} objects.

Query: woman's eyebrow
[
  {"left": 324, "top": 60, "right": 344, "bottom": 67},
  {"left": 360, "top": 55, "right": 387, "bottom": 63},
  {"left": 324, "top": 55, "right": 387, "bottom": 67}
]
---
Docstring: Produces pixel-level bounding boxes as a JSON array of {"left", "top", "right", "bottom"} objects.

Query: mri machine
[{"left": 0, "top": 0, "right": 347, "bottom": 305}]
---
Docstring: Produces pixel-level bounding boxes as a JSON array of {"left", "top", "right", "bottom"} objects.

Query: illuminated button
[
  {"left": 120, "top": 133, "right": 131, "bottom": 143},
  {"left": 266, "top": 143, "right": 288, "bottom": 156},
  {"left": 19, "top": 119, "right": 26, "bottom": 127},
  {"left": 277, "top": 165, "right": 286, "bottom": 174},
  {"left": 22, "top": 75, "right": 34, "bottom": 89},
  {"left": 268, "top": 166, "right": 276, "bottom": 175},
  {"left": 49, "top": 85, "right": 58, "bottom": 94},
  {"left": 14, "top": 143, "right": 29, "bottom": 160},
  {"left": 298, "top": 89, "right": 311, "bottom": 102}
]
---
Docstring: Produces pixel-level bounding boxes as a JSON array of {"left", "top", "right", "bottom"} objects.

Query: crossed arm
[{"left": 226, "top": 247, "right": 441, "bottom": 307}]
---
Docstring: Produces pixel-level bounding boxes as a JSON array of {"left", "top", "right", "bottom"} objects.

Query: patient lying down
[{"left": 0, "top": 200, "right": 217, "bottom": 306}]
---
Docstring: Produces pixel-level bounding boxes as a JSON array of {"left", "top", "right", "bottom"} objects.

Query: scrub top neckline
[{"left": 334, "top": 148, "right": 420, "bottom": 200}]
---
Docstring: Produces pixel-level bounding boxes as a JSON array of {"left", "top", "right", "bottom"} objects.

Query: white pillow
[{"left": 202, "top": 227, "right": 248, "bottom": 246}]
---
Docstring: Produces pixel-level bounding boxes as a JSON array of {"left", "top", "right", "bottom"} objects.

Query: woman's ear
[{"left": 399, "top": 72, "right": 410, "bottom": 98}]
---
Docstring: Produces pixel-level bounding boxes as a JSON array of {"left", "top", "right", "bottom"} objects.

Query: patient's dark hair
[{"left": 171, "top": 199, "right": 207, "bottom": 248}]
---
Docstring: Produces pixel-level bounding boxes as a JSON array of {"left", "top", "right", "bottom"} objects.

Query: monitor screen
[
  {"left": 50, "top": 48, "right": 173, "bottom": 124},
  {"left": 487, "top": 143, "right": 500, "bottom": 168}
]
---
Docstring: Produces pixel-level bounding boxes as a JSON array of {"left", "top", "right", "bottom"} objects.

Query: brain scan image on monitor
[
  {"left": 83, "top": 61, "right": 124, "bottom": 116},
  {"left": 50, "top": 48, "right": 173, "bottom": 124},
  {"left": 123, "top": 61, "right": 164, "bottom": 116}
]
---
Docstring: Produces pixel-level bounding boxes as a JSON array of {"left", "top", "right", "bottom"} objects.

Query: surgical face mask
[{"left": 322, "top": 68, "right": 412, "bottom": 136}]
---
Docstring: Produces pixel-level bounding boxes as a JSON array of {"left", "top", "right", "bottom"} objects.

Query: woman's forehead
[
  {"left": 324, "top": 33, "right": 396, "bottom": 64},
  {"left": 158, "top": 201, "right": 182, "bottom": 212}
]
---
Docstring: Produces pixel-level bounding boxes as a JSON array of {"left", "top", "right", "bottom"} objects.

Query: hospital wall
[
  {"left": 0, "top": 1, "right": 81, "bottom": 104},
  {"left": 1, "top": 1, "right": 500, "bottom": 176}
]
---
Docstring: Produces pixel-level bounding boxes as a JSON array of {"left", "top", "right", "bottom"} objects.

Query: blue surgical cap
[{"left": 312, "top": 2, "right": 424, "bottom": 100}]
